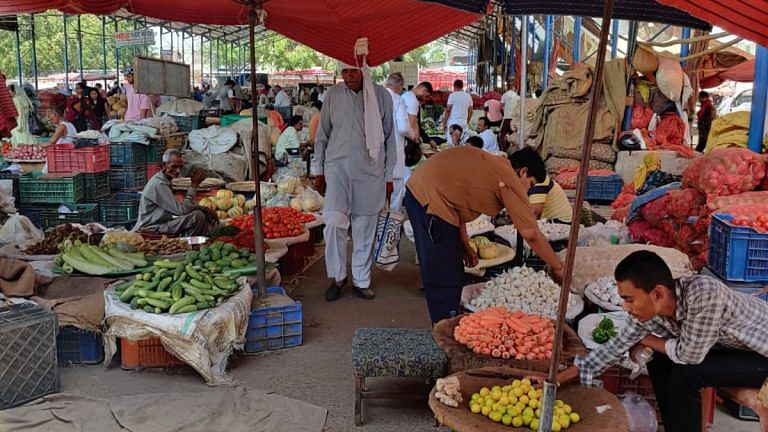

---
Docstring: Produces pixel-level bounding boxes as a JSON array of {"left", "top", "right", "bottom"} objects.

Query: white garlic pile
[
  {"left": 469, "top": 266, "right": 578, "bottom": 318},
  {"left": 585, "top": 276, "right": 623, "bottom": 309},
  {"left": 465, "top": 215, "right": 495, "bottom": 236}
]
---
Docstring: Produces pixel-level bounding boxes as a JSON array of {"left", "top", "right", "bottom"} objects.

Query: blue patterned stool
[{"left": 351, "top": 328, "right": 447, "bottom": 426}]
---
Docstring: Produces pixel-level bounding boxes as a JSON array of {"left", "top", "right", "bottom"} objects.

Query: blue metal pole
[
  {"left": 573, "top": 17, "right": 582, "bottom": 63},
  {"left": 102, "top": 17, "right": 108, "bottom": 89},
  {"left": 114, "top": 18, "right": 120, "bottom": 80},
  {"left": 64, "top": 14, "right": 70, "bottom": 93},
  {"left": 543, "top": 16, "right": 552, "bottom": 89},
  {"left": 14, "top": 22, "right": 23, "bottom": 86},
  {"left": 747, "top": 45, "right": 768, "bottom": 153},
  {"left": 680, "top": 27, "right": 691, "bottom": 66},
  {"left": 31, "top": 15, "right": 38, "bottom": 89},
  {"left": 78, "top": 15, "right": 84, "bottom": 81},
  {"left": 611, "top": 19, "right": 619, "bottom": 59}
]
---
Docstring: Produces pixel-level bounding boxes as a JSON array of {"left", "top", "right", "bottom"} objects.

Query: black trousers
[
  {"left": 646, "top": 348, "right": 768, "bottom": 431},
  {"left": 403, "top": 189, "right": 463, "bottom": 324},
  {"left": 695, "top": 127, "right": 710, "bottom": 153}
]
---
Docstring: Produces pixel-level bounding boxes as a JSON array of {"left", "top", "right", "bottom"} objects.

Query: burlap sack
[{"left": 0, "top": 258, "right": 36, "bottom": 297}]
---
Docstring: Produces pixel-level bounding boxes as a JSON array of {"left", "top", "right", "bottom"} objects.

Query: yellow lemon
[
  {"left": 569, "top": 413, "right": 580, "bottom": 424},
  {"left": 522, "top": 414, "right": 533, "bottom": 426},
  {"left": 554, "top": 408, "right": 565, "bottom": 417},
  {"left": 485, "top": 398, "right": 494, "bottom": 407},
  {"left": 516, "top": 402, "right": 526, "bottom": 412},
  {"left": 492, "top": 390, "right": 503, "bottom": 401},
  {"left": 555, "top": 400, "right": 564, "bottom": 407},
  {"left": 492, "top": 386, "right": 502, "bottom": 393},
  {"left": 470, "top": 403, "right": 482, "bottom": 414},
  {"left": 490, "top": 411, "right": 503, "bottom": 422},
  {"left": 535, "top": 408, "right": 541, "bottom": 418},
  {"left": 497, "top": 405, "right": 507, "bottom": 415},
  {"left": 481, "top": 406, "right": 492, "bottom": 416},
  {"left": 471, "top": 393, "right": 480, "bottom": 401},
  {"left": 529, "top": 418, "right": 539, "bottom": 431},
  {"left": 509, "top": 406, "right": 521, "bottom": 417},
  {"left": 528, "top": 399, "right": 538, "bottom": 408},
  {"left": 528, "top": 390, "right": 538, "bottom": 399},
  {"left": 500, "top": 396, "right": 510, "bottom": 406},
  {"left": 513, "top": 387, "right": 524, "bottom": 397},
  {"left": 502, "top": 415, "right": 513, "bottom": 426},
  {"left": 521, "top": 378, "right": 532, "bottom": 386},
  {"left": 512, "top": 416, "right": 524, "bottom": 427},
  {"left": 519, "top": 395, "right": 529, "bottom": 405},
  {"left": 558, "top": 415, "right": 571, "bottom": 428},
  {"left": 552, "top": 421, "right": 562, "bottom": 432},
  {"left": 523, "top": 407, "right": 535, "bottom": 418},
  {"left": 510, "top": 395, "right": 519, "bottom": 404},
  {"left": 480, "top": 387, "right": 490, "bottom": 397},
  {"left": 562, "top": 404, "right": 573, "bottom": 414},
  {"left": 512, "top": 379, "right": 522, "bottom": 388}
]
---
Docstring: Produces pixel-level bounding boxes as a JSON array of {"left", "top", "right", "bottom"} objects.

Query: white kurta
[
  {"left": 387, "top": 87, "right": 410, "bottom": 211},
  {"left": 315, "top": 82, "right": 395, "bottom": 288}
]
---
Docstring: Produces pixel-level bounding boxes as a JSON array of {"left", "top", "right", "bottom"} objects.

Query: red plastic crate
[
  {"left": 47, "top": 144, "right": 110, "bottom": 174},
  {"left": 120, "top": 337, "right": 186, "bottom": 369},
  {"left": 146, "top": 163, "right": 162, "bottom": 179},
  {"left": 278, "top": 246, "right": 306, "bottom": 275}
]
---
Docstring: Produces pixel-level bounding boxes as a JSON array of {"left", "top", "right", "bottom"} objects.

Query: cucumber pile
[
  {"left": 55, "top": 241, "right": 148, "bottom": 275},
  {"left": 188, "top": 241, "right": 260, "bottom": 276},
  {"left": 115, "top": 258, "right": 243, "bottom": 314}
]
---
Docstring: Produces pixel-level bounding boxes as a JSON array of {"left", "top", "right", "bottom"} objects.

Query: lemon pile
[{"left": 469, "top": 379, "right": 581, "bottom": 431}]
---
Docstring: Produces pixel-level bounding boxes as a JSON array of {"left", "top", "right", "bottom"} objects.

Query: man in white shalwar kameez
[
  {"left": 384, "top": 72, "right": 413, "bottom": 212},
  {"left": 315, "top": 61, "right": 395, "bottom": 301}
]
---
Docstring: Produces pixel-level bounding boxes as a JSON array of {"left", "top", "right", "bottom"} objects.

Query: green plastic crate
[
  {"left": 146, "top": 139, "right": 166, "bottom": 164},
  {"left": 221, "top": 114, "right": 251, "bottom": 127},
  {"left": 42, "top": 204, "right": 99, "bottom": 229},
  {"left": 19, "top": 173, "right": 84, "bottom": 204}
]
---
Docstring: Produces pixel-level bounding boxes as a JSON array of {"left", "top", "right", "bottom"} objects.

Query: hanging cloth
[
  {"left": 633, "top": 152, "right": 661, "bottom": 190},
  {"left": 0, "top": 74, "right": 18, "bottom": 137}
]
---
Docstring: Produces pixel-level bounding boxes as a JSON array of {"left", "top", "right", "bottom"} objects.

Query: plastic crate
[
  {"left": 46, "top": 144, "right": 110, "bottom": 174},
  {"left": 19, "top": 173, "right": 84, "bottom": 204},
  {"left": 221, "top": 114, "right": 251, "bottom": 127},
  {"left": 120, "top": 337, "right": 186, "bottom": 369},
  {"left": 708, "top": 213, "right": 768, "bottom": 282},
  {"left": 42, "top": 203, "right": 99, "bottom": 229},
  {"left": 19, "top": 204, "right": 58, "bottom": 229},
  {"left": 146, "top": 139, "right": 166, "bottom": 164},
  {"left": 700, "top": 267, "right": 768, "bottom": 301},
  {"left": 246, "top": 286, "right": 303, "bottom": 353},
  {"left": 278, "top": 246, "right": 306, "bottom": 275},
  {"left": 56, "top": 326, "right": 104, "bottom": 365},
  {"left": 146, "top": 163, "right": 162, "bottom": 179},
  {"left": 168, "top": 115, "right": 201, "bottom": 132},
  {"left": 584, "top": 174, "right": 623, "bottom": 202},
  {"left": 600, "top": 367, "right": 660, "bottom": 421},
  {"left": 109, "top": 142, "right": 147, "bottom": 166},
  {"left": 99, "top": 192, "right": 141, "bottom": 225},
  {"left": 83, "top": 171, "right": 111, "bottom": 201},
  {"left": 0, "top": 303, "right": 59, "bottom": 410},
  {"left": 110, "top": 165, "right": 147, "bottom": 192},
  {"left": 74, "top": 137, "right": 100, "bottom": 148}
]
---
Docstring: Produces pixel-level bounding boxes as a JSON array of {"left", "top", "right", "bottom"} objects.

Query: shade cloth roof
[
  {"left": 0, "top": 0, "right": 481, "bottom": 66},
  {"left": 700, "top": 59, "right": 754, "bottom": 88},
  {"left": 47, "top": 72, "right": 117, "bottom": 81}
]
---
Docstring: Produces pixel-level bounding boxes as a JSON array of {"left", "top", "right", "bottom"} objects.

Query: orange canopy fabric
[{"left": 0, "top": 0, "right": 480, "bottom": 66}]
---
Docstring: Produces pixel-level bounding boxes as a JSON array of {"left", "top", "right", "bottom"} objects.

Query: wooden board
[
  {"left": 429, "top": 367, "right": 628, "bottom": 432},
  {"left": 133, "top": 56, "right": 190, "bottom": 98}
]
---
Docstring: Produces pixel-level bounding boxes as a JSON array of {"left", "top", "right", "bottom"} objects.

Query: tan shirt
[{"left": 406, "top": 146, "right": 537, "bottom": 230}]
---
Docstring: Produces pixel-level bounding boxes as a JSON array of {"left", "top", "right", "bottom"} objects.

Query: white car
[{"left": 717, "top": 89, "right": 752, "bottom": 116}]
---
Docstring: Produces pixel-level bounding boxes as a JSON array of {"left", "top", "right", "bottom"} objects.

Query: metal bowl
[{"left": 180, "top": 236, "right": 209, "bottom": 246}]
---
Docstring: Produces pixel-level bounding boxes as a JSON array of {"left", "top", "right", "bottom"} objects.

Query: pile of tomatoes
[
  {"left": 229, "top": 207, "right": 315, "bottom": 239},
  {"left": 731, "top": 215, "right": 768, "bottom": 233}
]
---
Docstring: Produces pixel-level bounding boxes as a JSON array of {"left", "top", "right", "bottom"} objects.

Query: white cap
[{"left": 337, "top": 61, "right": 360, "bottom": 72}]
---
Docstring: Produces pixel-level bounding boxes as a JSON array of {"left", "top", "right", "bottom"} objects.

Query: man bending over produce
[
  {"left": 135, "top": 149, "right": 217, "bottom": 236},
  {"left": 557, "top": 251, "right": 768, "bottom": 431},
  {"left": 509, "top": 147, "right": 572, "bottom": 223},
  {"left": 404, "top": 146, "right": 564, "bottom": 323}
]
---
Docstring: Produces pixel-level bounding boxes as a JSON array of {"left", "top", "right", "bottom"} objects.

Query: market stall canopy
[
  {"left": 700, "top": 59, "right": 754, "bottom": 88},
  {"left": 0, "top": 0, "right": 481, "bottom": 66},
  {"left": 47, "top": 72, "right": 117, "bottom": 81},
  {"left": 423, "top": 0, "right": 768, "bottom": 48}
]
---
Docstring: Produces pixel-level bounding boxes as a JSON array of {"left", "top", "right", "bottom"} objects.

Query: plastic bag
[
  {"left": 0, "top": 214, "right": 43, "bottom": 245},
  {"left": 296, "top": 188, "right": 324, "bottom": 212},
  {"left": 265, "top": 192, "right": 291, "bottom": 208},
  {"left": 682, "top": 148, "right": 766, "bottom": 197},
  {"left": 259, "top": 182, "right": 277, "bottom": 204},
  {"left": 374, "top": 208, "right": 405, "bottom": 271},
  {"left": 619, "top": 392, "right": 658, "bottom": 432},
  {"left": 577, "top": 221, "right": 631, "bottom": 247}
]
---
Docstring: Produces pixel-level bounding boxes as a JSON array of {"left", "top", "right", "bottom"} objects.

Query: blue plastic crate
[
  {"left": 56, "top": 326, "right": 104, "bottom": 365},
  {"left": 700, "top": 267, "right": 768, "bottom": 301},
  {"left": 584, "top": 174, "right": 623, "bottom": 202},
  {"left": 110, "top": 165, "right": 147, "bottom": 192},
  {"left": 109, "top": 142, "right": 147, "bottom": 166},
  {"left": 246, "top": 286, "right": 303, "bottom": 353},
  {"left": 708, "top": 214, "right": 768, "bottom": 283}
]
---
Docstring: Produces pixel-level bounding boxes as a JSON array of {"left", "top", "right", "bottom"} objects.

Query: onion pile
[{"left": 7, "top": 145, "right": 46, "bottom": 160}]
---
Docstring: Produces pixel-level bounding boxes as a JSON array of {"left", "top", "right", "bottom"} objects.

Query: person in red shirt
[{"left": 695, "top": 91, "right": 715, "bottom": 153}]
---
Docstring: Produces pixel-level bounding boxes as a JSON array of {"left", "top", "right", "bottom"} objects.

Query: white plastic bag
[
  {"left": 0, "top": 214, "right": 43, "bottom": 245},
  {"left": 619, "top": 392, "right": 658, "bottom": 432},
  {"left": 374, "top": 207, "right": 405, "bottom": 271}
]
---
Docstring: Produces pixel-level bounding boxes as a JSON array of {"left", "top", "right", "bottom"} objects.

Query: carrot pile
[{"left": 453, "top": 307, "right": 555, "bottom": 360}]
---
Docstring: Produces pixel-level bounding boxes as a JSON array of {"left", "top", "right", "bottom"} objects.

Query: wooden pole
[{"left": 538, "top": 0, "right": 615, "bottom": 430}]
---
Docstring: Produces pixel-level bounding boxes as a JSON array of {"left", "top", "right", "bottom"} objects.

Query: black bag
[
  {"left": 28, "top": 111, "right": 44, "bottom": 135},
  {"left": 404, "top": 138, "right": 423, "bottom": 167}
]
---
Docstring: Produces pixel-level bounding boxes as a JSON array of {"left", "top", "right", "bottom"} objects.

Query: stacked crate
[{"left": 109, "top": 142, "right": 147, "bottom": 192}]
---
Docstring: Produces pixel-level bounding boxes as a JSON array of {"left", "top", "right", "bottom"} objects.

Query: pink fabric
[
  {"left": 484, "top": 99, "right": 502, "bottom": 123},
  {"left": 124, "top": 83, "right": 151, "bottom": 122}
]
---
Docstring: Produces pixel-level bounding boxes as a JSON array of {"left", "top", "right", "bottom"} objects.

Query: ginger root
[{"left": 435, "top": 377, "right": 463, "bottom": 407}]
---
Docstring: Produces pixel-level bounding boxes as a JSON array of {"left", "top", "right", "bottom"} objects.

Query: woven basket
[
  {"left": 432, "top": 315, "right": 587, "bottom": 375},
  {"left": 429, "top": 367, "right": 629, "bottom": 432}
]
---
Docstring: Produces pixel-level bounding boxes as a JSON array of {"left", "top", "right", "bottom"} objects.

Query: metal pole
[
  {"left": 64, "top": 14, "right": 70, "bottom": 93},
  {"left": 747, "top": 45, "right": 768, "bottom": 153},
  {"left": 102, "top": 17, "right": 108, "bottom": 89},
  {"left": 519, "top": 15, "right": 528, "bottom": 148},
  {"left": 509, "top": 15, "right": 516, "bottom": 84},
  {"left": 181, "top": 33, "right": 185, "bottom": 64},
  {"left": 611, "top": 19, "right": 619, "bottom": 59},
  {"left": 31, "top": 15, "right": 38, "bottom": 90},
  {"left": 160, "top": 27, "right": 164, "bottom": 53},
  {"left": 247, "top": 2, "right": 267, "bottom": 296},
  {"left": 539, "top": 0, "right": 616, "bottom": 430},
  {"left": 680, "top": 27, "right": 691, "bottom": 66},
  {"left": 191, "top": 34, "right": 195, "bottom": 88},
  {"left": 14, "top": 22, "right": 23, "bottom": 86},
  {"left": 573, "top": 17, "right": 582, "bottom": 63},
  {"left": 209, "top": 33, "right": 213, "bottom": 83},
  {"left": 114, "top": 18, "right": 120, "bottom": 82},
  {"left": 543, "top": 15, "right": 552, "bottom": 89},
  {"left": 78, "top": 16, "right": 84, "bottom": 81}
]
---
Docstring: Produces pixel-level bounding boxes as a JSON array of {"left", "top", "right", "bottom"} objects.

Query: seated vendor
[
  {"left": 274, "top": 115, "right": 304, "bottom": 162},
  {"left": 509, "top": 147, "right": 572, "bottom": 223},
  {"left": 45, "top": 106, "right": 77, "bottom": 146},
  {"left": 134, "top": 149, "right": 218, "bottom": 236},
  {"left": 557, "top": 251, "right": 768, "bottom": 431}
]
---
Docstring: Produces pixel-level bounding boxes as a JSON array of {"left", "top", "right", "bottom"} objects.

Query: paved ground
[{"left": 59, "top": 243, "right": 760, "bottom": 432}]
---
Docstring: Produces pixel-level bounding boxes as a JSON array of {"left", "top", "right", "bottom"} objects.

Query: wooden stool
[
  {"left": 351, "top": 328, "right": 447, "bottom": 426},
  {"left": 719, "top": 387, "right": 768, "bottom": 432}
]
